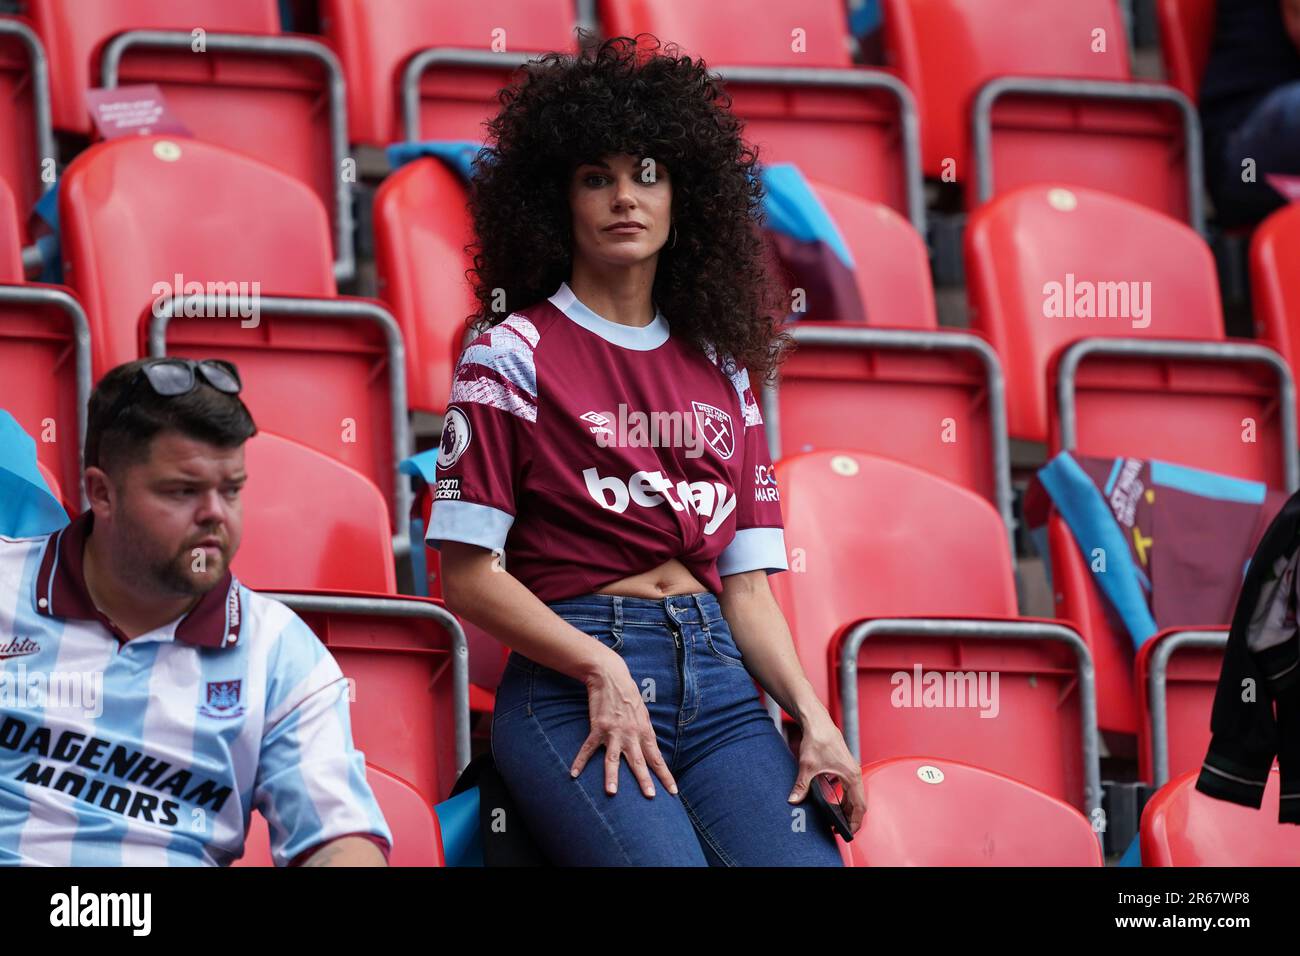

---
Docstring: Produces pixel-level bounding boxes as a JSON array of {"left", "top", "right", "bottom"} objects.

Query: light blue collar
[{"left": 549, "top": 281, "right": 670, "bottom": 350}]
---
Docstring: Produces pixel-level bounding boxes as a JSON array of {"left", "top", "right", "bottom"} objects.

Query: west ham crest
[
  {"left": 692, "top": 401, "right": 735, "bottom": 460},
  {"left": 199, "top": 679, "right": 245, "bottom": 719}
]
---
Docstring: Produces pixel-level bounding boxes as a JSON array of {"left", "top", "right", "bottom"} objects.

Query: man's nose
[{"left": 193, "top": 489, "right": 227, "bottom": 526}]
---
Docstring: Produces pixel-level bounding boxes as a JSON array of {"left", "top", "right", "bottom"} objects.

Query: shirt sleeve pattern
[
  {"left": 427, "top": 314, "right": 539, "bottom": 553},
  {"left": 709, "top": 348, "right": 789, "bottom": 576},
  {"left": 255, "top": 613, "right": 393, "bottom": 867}
]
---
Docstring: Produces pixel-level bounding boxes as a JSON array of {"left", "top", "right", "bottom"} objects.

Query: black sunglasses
[{"left": 101, "top": 358, "right": 243, "bottom": 426}]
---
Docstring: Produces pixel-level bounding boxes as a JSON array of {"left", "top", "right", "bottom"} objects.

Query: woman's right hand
[{"left": 570, "top": 649, "right": 679, "bottom": 798}]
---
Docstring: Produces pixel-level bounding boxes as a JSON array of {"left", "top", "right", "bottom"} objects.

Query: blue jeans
[
  {"left": 490, "top": 592, "right": 844, "bottom": 866},
  {"left": 1208, "top": 79, "right": 1300, "bottom": 226}
]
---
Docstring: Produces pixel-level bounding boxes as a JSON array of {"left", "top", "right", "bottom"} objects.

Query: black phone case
[{"left": 807, "top": 775, "right": 853, "bottom": 842}]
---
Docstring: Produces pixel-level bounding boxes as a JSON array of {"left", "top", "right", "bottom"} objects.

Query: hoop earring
[{"left": 669, "top": 223, "right": 678, "bottom": 249}]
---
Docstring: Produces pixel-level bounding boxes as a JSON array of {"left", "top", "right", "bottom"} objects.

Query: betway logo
[{"left": 583, "top": 468, "right": 735, "bottom": 535}]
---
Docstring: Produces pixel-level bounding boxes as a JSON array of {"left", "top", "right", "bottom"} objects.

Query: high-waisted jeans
[{"left": 490, "top": 592, "right": 845, "bottom": 866}]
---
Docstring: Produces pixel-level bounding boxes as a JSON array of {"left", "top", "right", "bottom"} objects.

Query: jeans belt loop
[
  {"left": 690, "top": 591, "right": 709, "bottom": 629},
  {"left": 612, "top": 594, "right": 623, "bottom": 632}
]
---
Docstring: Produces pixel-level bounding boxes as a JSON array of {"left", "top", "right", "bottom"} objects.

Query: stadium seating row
[
  {"left": 0, "top": 0, "right": 1235, "bottom": 268},
  {"left": 5, "top": 131, "right": 1300, "bottom": 802}
]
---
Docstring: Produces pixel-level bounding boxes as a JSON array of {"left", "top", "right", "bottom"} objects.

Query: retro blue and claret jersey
[{"left": 0, "top": 512, "right": 391, "bottom": 866}]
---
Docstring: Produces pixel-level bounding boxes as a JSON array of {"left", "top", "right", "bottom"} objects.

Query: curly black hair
[{"left": 464, "top": 32, "right": 792, "bottom": 383}]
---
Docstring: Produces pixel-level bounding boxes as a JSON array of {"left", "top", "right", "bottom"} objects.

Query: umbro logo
[
  {"left": 580, "top": 410, "right": 614, "bottom": 440},
  {"left": 0, "top": 636, "right": 40, "bottom": 660}
]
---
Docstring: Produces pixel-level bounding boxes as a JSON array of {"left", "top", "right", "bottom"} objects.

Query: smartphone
[{"left": 807, "top": 773, "right": 853, "bottom": 841}]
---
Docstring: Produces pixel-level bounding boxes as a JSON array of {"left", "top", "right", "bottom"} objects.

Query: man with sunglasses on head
[{"left": 0, "top": 358, "right": 391, "bottom": 866}]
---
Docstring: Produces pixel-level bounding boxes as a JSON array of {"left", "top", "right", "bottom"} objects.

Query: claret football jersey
[{"left": 427, "top": 280, "right": 788, "bottom": 601}]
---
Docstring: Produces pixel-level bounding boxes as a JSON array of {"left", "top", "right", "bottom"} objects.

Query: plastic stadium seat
[
  {"left": 0, "top": 16, "right": 52, "bottom": 247},
  {"left": 967, "top": 185, "right": 1291, "bottom": 480},
  {"left": 766, "top": 181, "right": 1012, "bottom": 541},
  {"left": 234, "top": 764, "right": 445, "bottom": 867},
  {"left": 973, "top": 186, "right": 1293, "bottom": 737},
  {"left": 256, "top": 589, "right": 470, "bottom": 805},
  {"left": 0, "top": 174, "right": 23, "bottom": 281},
  {"left": 60, "top": 136, "right": 334, "bottom": 375},
  {"left": 28, "top": 0, "right": 355, "bottom": 277},
  {"left": 373, "top": 158, "right": 477, "bottom": 416},
  {"left": 0, "top": 180, "right": 90, "bottom": 510},
  {"left": 411, "top": 482, "right": 508, "bottom": 717},
  {"left": 599, "top": 0, "right": 924, "bottom": 228},
  {"left": 1251, "top": 202, "right": 1300, "bottom": 372},
  {"left": 1141, "top": 767, "right": 1300, "bottom": 865},
  {"left": 1045, "top": 513, "right": 1139, "bottom": 738},
  {"left": 59, "top": 136, "right": 411, "bottom": 530},
  {"left": 1135, "top": 628, "right": 1225, "bottom": 787},
  {"left": 883, "top": 0, "right": 1200, "bottom": 227},
  {"left": 29, "top": 0, "right": 278, "bottom": 132},
  {"left": 232, "top": 431, "right": 396, "bottom": 593},
  {"left": 769, "top": 449, "right": 1100, "bottom": 814},
  {"left": 321, "top": 0, "right": 578, "bottom": 146},
  {"left": 34, "top": 460, "right": 65, "bottom": 513},
  {"left": 850, "top": 757, "right": 1104, "bottom": 866},
  {"left": 1156, "top": 0, "right": 1215, "bottom": 103},
  {"left": 801, "top": 181, "right": 935, "bottom": 329}
]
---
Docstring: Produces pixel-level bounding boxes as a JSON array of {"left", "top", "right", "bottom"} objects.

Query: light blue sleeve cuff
[
  {"left": 717, "top": 527, "right": 788, "bottom": 577},
  {"left": 426, "top": 499, "right": 514, "bottom": 552}
]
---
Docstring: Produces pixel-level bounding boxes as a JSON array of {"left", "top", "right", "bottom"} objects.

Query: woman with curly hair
[{"left": 429, "top": 32, "right": 863, "bottom": 866}]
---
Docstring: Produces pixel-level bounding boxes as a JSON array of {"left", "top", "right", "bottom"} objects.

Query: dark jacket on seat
[{"left": 1196, "top": 488, "right": 1300, "bottom": 822}]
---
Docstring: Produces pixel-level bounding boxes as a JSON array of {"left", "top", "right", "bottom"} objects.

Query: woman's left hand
[{"left": 788, "top": 709, "right": 866, "bottom": 835}]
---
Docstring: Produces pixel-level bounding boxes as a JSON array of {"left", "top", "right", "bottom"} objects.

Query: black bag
[{"left": 448, "top": 752, "right": 550, "bottom": 866}]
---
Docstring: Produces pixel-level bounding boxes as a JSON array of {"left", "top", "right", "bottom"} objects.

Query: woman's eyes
[{"left": 581, "top": 171, "right": 665, "bottom": 188}]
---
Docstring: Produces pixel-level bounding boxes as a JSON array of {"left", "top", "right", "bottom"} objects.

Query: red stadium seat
[
  {"left": 0, "top": 181, "right": 91, "bottom": 512},
  {"left": 1141, "top": 767, "right": 1300, "bottom": 865},
  {"left": 1156, "top": 0, "right": 1216, "bottom": 103},
  {"left": 410, "top": 482, "right": 508, "bottom": 717},
  {"left": 975, "top": 185, "right": 1294, "bottom": 737},
  {"left": 232, "top": 431, "right": 397, "bottom": 593},
  {"left": 769, "top": 449, "right": 1101, "bottom": 814},
  {"left": 1251, "top": 202, "right": 1300, "bottom": 371},
  {"left": 883, "top": 0, "right": 1201, "bottom": 228},
  {"left": 321, "top": 0, "right": 578, "bottom": 146},
  {"left": 373, "top": 158, "right": 476, "bottom": 416},
  {"left": 27, "top": 0, "right": 355, "bottom": 277},
  {"left": 257, "top": 590, "right": 470, "bottom": 805},
  {"left": 235, "top": 764, "right": 445, "bottom": 867},
  {"left": 967, "top": 185, "right": 1293, "bottom": 482},
  {"left": 1046, "top": 513, "right": 1139, "bottom": 738},
  {"left": 849, "top": 757, "right": 1104, "bottom": 865},
  {"left": 0, "top": 174, "right": 24, "bottom": 281},
  {"left": 1051, "top": 510, "right": 1230, "bottom": 751},
  {"left": 33, "top": 460, "right": 66, "bottom": 514},
  {"left": 0, "top": 17, "right": 53, "bottom": 248},
  {"left": 58, "top": 136, "right": 411, "bottom": 532},
  {"left": 766, "top": 181, "right": 1013, "bottom": 542},
  {"left": 802, "top": 181, "right": 935, "bottom": 329},
  {"left": 1135, "top": 628, "right": 1226, "bottom": 787},
  {"left": 599, "top": 0, "right": 925, "bottom": 229}
]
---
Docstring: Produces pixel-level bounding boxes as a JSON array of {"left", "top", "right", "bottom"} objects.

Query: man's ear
[{"left": 83, "top": 466, "right": 114, "bottom": 517}]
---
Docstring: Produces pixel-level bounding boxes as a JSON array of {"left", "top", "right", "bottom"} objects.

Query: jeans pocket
[
  {"left": 703, "top": 620, "right": 746, "bottom": 667},
  {"left": 493, "top": 657, "right": 533, "bottom": 720},
  {"left": 560, "top": 616, "right": 624, "bottom": 654}
]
